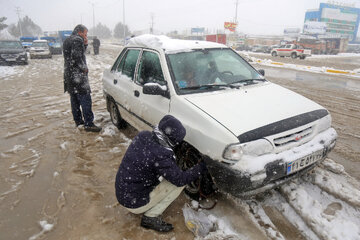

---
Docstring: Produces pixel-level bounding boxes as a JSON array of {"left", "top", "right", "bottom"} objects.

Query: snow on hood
[
  {"left": 127, "top": 34, "right": 225, "bottom": 54},
  {"left": 184, "top": 82, "right": 324, "bottom": 137}
]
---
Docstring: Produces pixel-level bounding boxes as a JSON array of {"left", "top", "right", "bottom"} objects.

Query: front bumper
[
  {"left": 30, "top": 51, "right": 51, "bottom": 57},
  {"left": 205, "top": 128, "right": 337, "bottom": 197},
  {"left": 0, "top": 54, "right": 28, "bottom": 64}
]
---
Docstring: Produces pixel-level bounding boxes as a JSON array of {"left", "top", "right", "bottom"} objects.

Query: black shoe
[
  {"left": 140, "top": 215, "right": 173, "bottom": 232},
  {"left": 76, "top": 120, "right": 85, "bottom": 127},
  {"left": 84, "top": 123, "right": 102, "bottom": 132}
]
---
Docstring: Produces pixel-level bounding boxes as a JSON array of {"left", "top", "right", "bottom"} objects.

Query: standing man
[
  {"left": 115, "top": 115, "right": 207, "bottom": 232},
  {"left": 63, "top": 24, "right": 101, "bottom": 132},
  {"left": 92, "top": 36, "right": 100, "bottom": 55}
]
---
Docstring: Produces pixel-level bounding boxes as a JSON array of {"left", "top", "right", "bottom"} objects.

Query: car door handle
[
  {"left": 134, "top": 90, "right": 140, "bottom": 97},
  {"left": 113, "top": 79, "right": 117, "bottom": 84}
]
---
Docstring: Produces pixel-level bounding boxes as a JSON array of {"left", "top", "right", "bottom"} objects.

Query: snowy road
[{"left": 0, "top": 43, "right": 359, "bottom": 240}]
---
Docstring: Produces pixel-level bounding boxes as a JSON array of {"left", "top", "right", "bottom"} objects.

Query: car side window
[
  {"left": 136, "top": 51, "right": 165, "bottom": 85},
  {"left": 285, "top": 44, "right": 291, "bottom": 48},
  {"left": 117, "top": 49, "right": 140, "bottom": 80},
  {"left": 111, "top": 50, "right": 126, "bottom": 72}
]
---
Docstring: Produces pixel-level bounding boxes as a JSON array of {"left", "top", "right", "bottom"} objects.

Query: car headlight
[
  {"left": 317, "top": 114, "right": 331, "bottom": 133},
  {"left": 223, "top": 144, "right": 243, "bottom": 163},
  {"left": 241, "top": 139, "right": 273, "bottom": 156},
  {"left": 223, "top": 139, "right": 274, "bottom": 163}
]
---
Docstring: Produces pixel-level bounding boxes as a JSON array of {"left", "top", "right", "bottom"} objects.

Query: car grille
[
  {"left": 1, "top": 54, "right": 19, "bottom": 58},
  {"left": 273, "top": 126, "right": 313, "bottom": 147}
]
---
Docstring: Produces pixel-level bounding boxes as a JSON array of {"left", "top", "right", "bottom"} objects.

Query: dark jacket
[
  {"left": 63, "top": 33, "right": 91, "bottom": 94},
  {"left": 92, "top": 38, "right": 100, "bottom": 48},
  {"left": 115, "top": 115, "right": 206, "bottom": 209}
]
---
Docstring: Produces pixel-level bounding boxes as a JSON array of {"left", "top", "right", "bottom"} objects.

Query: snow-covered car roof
[{"left": 127, "top": 34, "right": 226, "bottom": 54}]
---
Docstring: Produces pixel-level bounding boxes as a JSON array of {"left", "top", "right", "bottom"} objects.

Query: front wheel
[
  {"left": 109, "top": 98, "right": 127, "bottom": 129},
  {"left": 291, "top": 52, "right": 297, "bottom": 59},
  {"left": 271, "top": 51, "right": 277, "bottom": 57},
  {"left": 175, "top": 143, "right": 217, "bottom": 200}
]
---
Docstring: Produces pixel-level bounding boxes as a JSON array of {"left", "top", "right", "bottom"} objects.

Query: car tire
[
  {"left": 271, "top": 51, "right": 277, "bottom": 57},
  {"left": 175, "top": 143, "right": 217, "bottom": 200},
  {"left": 300, "top": 56, "right": 306, "bottom": 60},
  {"left": 108, "top": 98, "right": 127, "bottom": 129},
  {"left": 291, "top": 53, "right": 297, "bottom": 59}
]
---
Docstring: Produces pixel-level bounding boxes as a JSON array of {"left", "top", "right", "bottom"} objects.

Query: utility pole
[
  {"left": 123, "top": 0, "right": 126, "bottom": 45},
  {"left": 15, "top": 7, "right": 23, "bottom": 36},
  {"left": 89, "top": 1, "right": 95, "bottom": 36},
  {"left": 234, "top": 0, "right": 239, "bottom": 32},
  {"left": 150, "top": 13, "right": 154, "bottom": 34}
]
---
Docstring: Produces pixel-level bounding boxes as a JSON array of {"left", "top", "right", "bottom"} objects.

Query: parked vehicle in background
[
  {"left": 251, "top": 45, "right": 264, "bottom": 52},
  {"left": 271, "top": 44, "right": 311, "bottom": 59},
  {"left": 40, "top": 36, "right": 62, "bottom": 54},
  {"left": 29, "top": 40, "right": 52, "bottom": 59},
  {"left": 20, "top": 36, "right": 38, "bottom": 51},
  {"left": 346, "top": 44, "right": 360, "bottom": 54},
  {"left": 252, "top": 45, "right": 271, "bottom": 53},
  {"left": 206, "top": 34, "right": 227, "bottom": 45},
  {"left": 0, "top": 40, "right": 28, "bottom": 65},
  {"left": 102, "top": 35, "right": 337, "bottom": 197}
]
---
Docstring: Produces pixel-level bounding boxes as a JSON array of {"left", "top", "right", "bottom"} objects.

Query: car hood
[
  {"left": 31, "top": 47, "right": 48, "bottom": 50},
  {"left": 0, "top": 49, "right": 25, "bottom": 54},
  {"left": 184, "top": 82, "right": 324, "bottom": 137}
]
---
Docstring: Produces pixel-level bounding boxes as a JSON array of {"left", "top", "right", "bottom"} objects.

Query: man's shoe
[
  {"left": 76, "top": 120, "right": 85, "bottom": 127},
  {"left": 84, "top": 124, "right": 102, "bottom": 132},
  {"left": 140, "top": 215, "right": 173, "bottom": 232}
]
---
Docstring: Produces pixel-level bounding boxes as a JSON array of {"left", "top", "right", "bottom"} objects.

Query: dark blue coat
[{"left": 115, "top": 131, "right": 205, "bottom": 209}]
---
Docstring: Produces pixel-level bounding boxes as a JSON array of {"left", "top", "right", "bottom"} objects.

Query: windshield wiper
[
  {"left": 180, "top": 83, "right": 237, "bottom": 90},
  {"left": 230, "top": 78, "right": 266, "bottom": 86}
]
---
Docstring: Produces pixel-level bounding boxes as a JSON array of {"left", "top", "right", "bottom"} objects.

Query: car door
[
  {"left": 109, "top": 48, "right": 142, "bottom": 127},
  {"left": 131, "top": 49, "right": 170, "bottom": 130},
  {"left": 284, "top": 44, "right": 292, "bottom": 57}
]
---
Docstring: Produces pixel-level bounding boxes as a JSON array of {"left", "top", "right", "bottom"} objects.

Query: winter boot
[
  {"left": 140, "top": 215, "right": 173, "bottom": 232},
  {"left": 84, "top": 123, "right": 102, "bottom": 132}
]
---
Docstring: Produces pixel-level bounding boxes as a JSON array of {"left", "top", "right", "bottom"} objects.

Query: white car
[
  {"left": 271, "top": 44, "right": 311, "bottom": 59},
  {"left": 29, "top": 40, "right": 52, "bottom": 59},
  {"left": 102, "top": 35, "right": 337, "bottom": 197}
]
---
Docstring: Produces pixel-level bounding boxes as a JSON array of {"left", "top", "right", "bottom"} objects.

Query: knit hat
[{"left": 158, "top": 115, "right": 186, "bottom": 145}]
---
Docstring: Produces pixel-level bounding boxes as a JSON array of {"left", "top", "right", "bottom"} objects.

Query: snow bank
[{"left": 281, "top": 182, "right": 360, "bottom": 240}]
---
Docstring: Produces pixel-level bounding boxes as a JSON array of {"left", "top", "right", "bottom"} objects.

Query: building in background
[{"left": 304, "top": 2, "right": 360, "bottom": 43}]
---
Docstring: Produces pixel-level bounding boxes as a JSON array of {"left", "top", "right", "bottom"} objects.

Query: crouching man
[{"left": 115, "top": 115, "right": 207, "bottom": 232}]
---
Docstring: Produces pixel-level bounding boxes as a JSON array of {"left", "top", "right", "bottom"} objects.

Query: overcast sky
[{"left": 1, "top": 0, "right": 360, "bottom": 35}]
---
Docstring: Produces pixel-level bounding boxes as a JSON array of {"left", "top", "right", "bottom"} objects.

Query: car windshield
[
  {"left": 32, "top": 42, "right": 48, "bottom": 48},
  {"left": 167, "top": 48, "right": 265, "bottom": 94},
  {"left": 0, "top": 41, "right": 23, "bottom": 49}
]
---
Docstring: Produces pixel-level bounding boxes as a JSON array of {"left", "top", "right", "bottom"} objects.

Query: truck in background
[
  {"left": 40, "top": 36, "right": 62, "bottom": 54},
  {"left": 206, "top": 34, "right": 227, "bottom": 45},
  {"left": 58, "top": 30, "right": 72, "bottom": 44}
]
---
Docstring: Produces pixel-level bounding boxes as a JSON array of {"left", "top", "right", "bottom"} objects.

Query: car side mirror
[
  {"left": 143, "top": 83, "right": 169, "bottom": 98},
  {"left": 258, "top": 69, "right": 265, "bottom": 76}
]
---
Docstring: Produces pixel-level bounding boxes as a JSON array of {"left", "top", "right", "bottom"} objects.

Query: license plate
[{"left": 286, "top": 150, "right": 323, "bottom": 174}]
